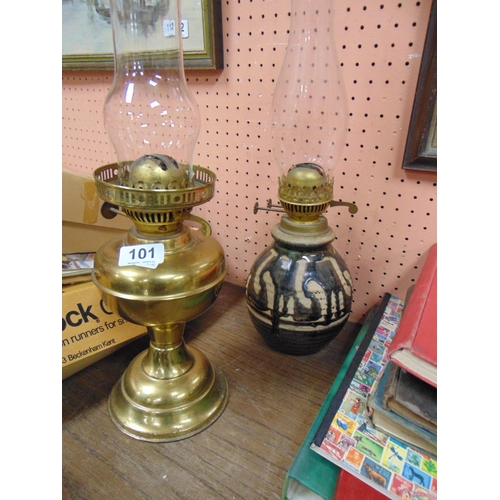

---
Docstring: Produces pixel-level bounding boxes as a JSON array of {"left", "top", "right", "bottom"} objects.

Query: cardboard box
[
  {"left": 62, "top": 281, "right": 147, "bottom": 379},
  {"left": 62, "top": 168, "right": 132, "bottom": 254}
]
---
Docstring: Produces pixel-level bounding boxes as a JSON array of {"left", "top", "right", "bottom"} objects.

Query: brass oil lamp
[
  {"left": 91, "top": 0, "right": 228, "bottom": 442},
  {"left": 247, "top": 0, "right": 357, "bottom": 355}
]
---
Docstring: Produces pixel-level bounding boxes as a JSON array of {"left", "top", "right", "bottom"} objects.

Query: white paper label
[
  {"left": 163, "top": 19, "right": 175, "bottom": 37},
  {"left": 163, "top": 19, "right": 188, "bottom": 38},
  {"left": 118, "top": 243, "right": 164, "bottom": 269}
]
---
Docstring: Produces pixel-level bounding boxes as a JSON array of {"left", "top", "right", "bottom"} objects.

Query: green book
[{"left": 282, "top": 305, "right": 382, "bottom": 500}]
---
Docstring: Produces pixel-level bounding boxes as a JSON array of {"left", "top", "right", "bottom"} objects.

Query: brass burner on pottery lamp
[
  {"left": 246, "top": 0, "right": 358, "bottom": 355},
  {"left": 91, "top": 0, "right": 228, "bottom": 442}
]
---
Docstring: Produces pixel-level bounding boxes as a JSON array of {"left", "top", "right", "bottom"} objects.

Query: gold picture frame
[
  {"left": 402, "top": 0, "right": 437, "bottom": 172},
  {"left": 62, "top": 0, "right": 223, "bottom": 70}
]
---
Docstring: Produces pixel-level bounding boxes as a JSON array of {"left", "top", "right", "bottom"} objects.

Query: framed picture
[
  {"left": 62, "top": 0, "right": 223, "bottom": 70},
  {"left": 402, "top": 0, "right": 437, "bottom": 172}
]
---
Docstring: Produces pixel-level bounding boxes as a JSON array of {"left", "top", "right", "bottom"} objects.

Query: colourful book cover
[{"left": 311, "top": 294, "right": 438, "bottom": 500}]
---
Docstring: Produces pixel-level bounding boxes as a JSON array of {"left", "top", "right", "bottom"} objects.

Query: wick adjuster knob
[{"left": 329, "top": 200, "right": 358, "bottom": 214}]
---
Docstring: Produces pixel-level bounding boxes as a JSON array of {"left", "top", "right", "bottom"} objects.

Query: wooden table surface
[{"left": 62, "top": 282, "right": 361, "bottom": 500}]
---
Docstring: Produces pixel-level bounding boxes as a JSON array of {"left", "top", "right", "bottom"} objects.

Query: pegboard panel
[{"left": 62, "top": 0, "right": 437, "bottom": 323}]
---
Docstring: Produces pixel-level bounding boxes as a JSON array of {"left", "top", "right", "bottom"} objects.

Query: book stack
[
  {"left": 282, "top": 244, "right": 437, "bottom": 500},
  {"left": 367, "top": 243, "right": 437, "bottom": 458}
]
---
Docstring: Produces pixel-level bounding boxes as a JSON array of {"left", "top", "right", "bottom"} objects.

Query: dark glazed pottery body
[{"left": 246, "top": 241, "right": 353, "bottom": 355}]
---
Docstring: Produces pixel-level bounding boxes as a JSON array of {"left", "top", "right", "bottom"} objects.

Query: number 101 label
[{"left": 118, "top": 243, "right": 164, "bottom": 269}]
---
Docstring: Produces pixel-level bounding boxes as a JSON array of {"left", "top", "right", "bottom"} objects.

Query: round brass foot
[{"left": 108, "top": 344, "right": 228, "bottom": 442}]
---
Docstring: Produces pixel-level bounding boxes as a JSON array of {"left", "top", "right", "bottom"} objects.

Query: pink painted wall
[{"left": 62, "top": 0, "right": 437, "bottom": 323}]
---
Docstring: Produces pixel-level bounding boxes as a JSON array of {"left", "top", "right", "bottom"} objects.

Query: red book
[
  {"left": 333, "top": 470, "right": 387, "bottom": 500},
  {"left": 388, "top": 244, "right": 437, "bottom": 387}
]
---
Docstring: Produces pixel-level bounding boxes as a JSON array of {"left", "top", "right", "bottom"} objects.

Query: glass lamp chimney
[
  {"left": 103, "top": 0, "right": 201, "bottom": 186},
  {"left": 271, "top": 0, "right": 348, "bottom": 213}
]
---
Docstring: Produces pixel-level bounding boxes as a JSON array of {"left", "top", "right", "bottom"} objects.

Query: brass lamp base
[
  {"left": 92, "top": 163, "right": 228, "bottom": 442},
  {"left": 108, "top": 341, "right": 228, "bottom": 442},
  {"left": 94, "top": 226, "right": 229, "bottom": 442}
]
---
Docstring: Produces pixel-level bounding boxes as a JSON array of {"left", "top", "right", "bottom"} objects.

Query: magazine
[{"left": 62, "top": 253, "right": 95, "bottom": 285}]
